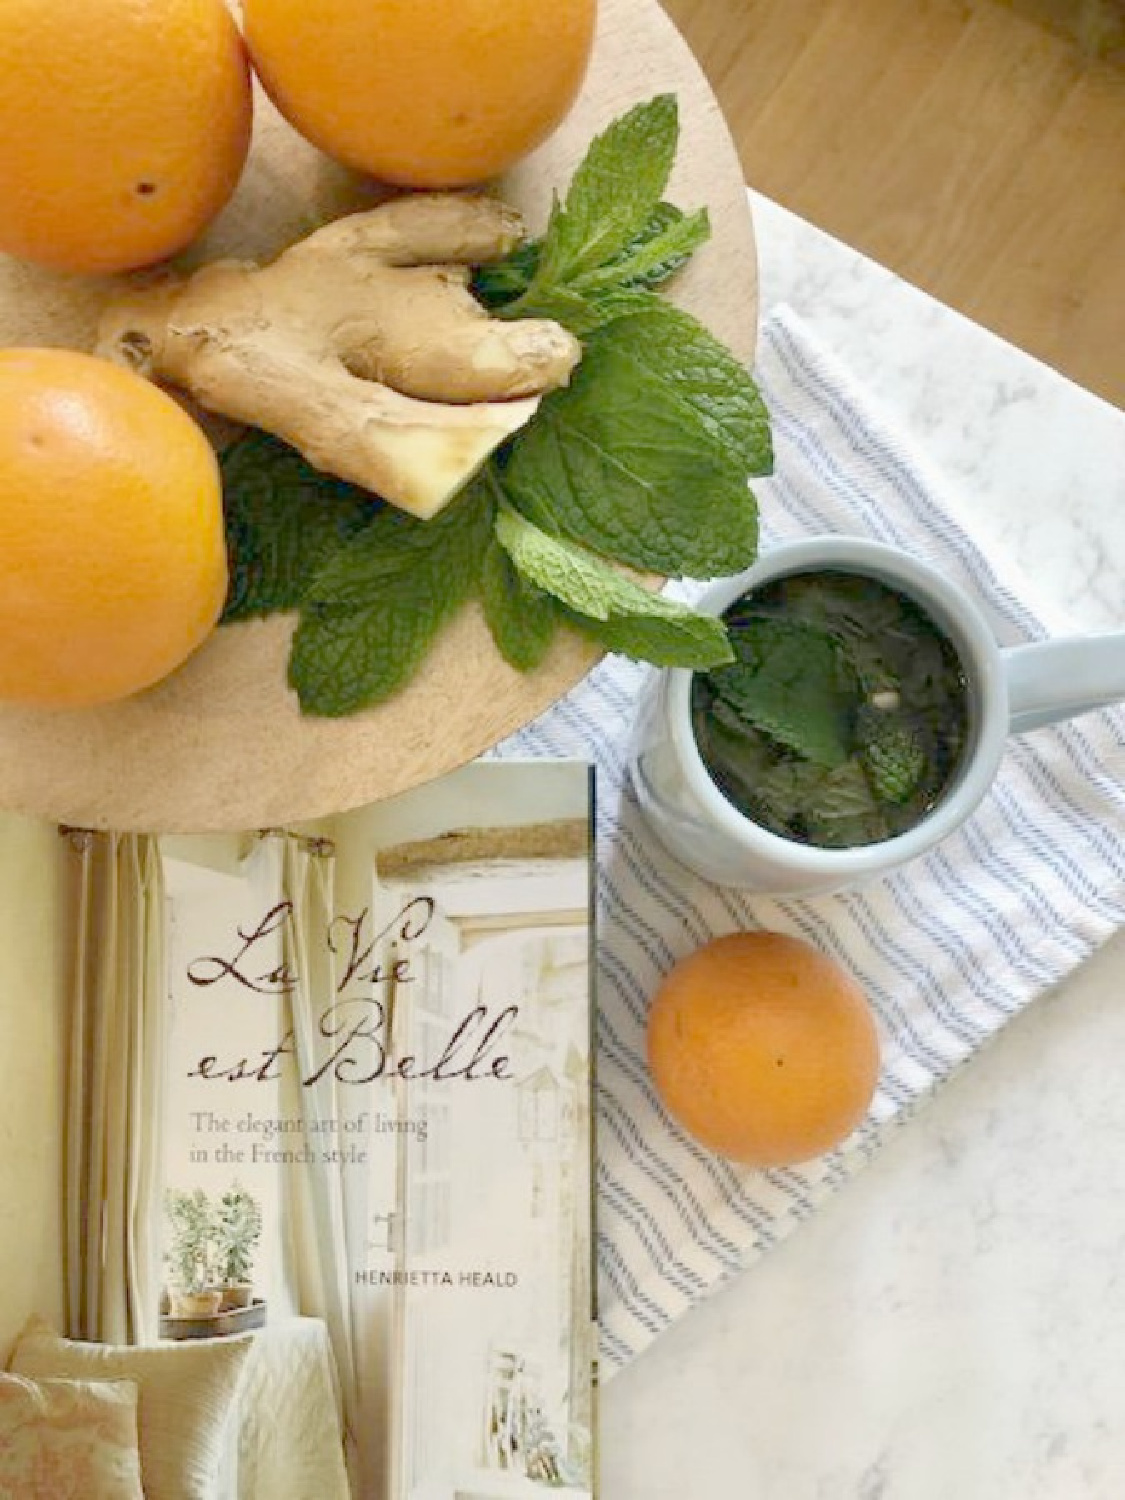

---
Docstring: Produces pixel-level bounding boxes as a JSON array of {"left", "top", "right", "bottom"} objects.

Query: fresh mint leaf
[
  {"left": 479, "top": 539, "right": 561, "bottom": 672},
  {"left": 530, "top": 95, "right": 680, "bottom": 290},
  {"left": 562, "top": 287, "right": 658, "bottom": 335},
  {"left": 289, "top": 602, "right": 426, "bottom": 718},
  {"left": 579, "top": 206, "right": 710, "bottom": 295},
  {"left": 597, "top": 303, "right": 773, "bottom": 476},
  {"left": 290, "top": 480, "right": 494, "bottom": 716},
  {"left": 503, "top": 305, "right": 764, "bottom": 577},
  {"left": 564, "top": 604, "right": 732, "bottom": 669},
  {"left": 477, "top": 203, "right": 711, "bottom": 330},
  {"left": 709, "top": 616, "right": 857, "bottom": 767},
  {"left": 497, "top": 282, "right": 626, "bottom": 338},
  {"left": 495, "top": 507, "right": 732, "bottom": 670},
  {"left": 494, "top": 506, "right": 615, "bottom": 619},
  {"left": 220, "top": 432, "right": 376, "bottom": 622},
  {"left": 302, "top": 476, "right": 493, "bottom": 608}
]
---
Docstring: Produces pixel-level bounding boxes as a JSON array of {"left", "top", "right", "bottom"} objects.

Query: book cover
[{"left": 0, "top": 758, "right": 597, "bottom": 1500}]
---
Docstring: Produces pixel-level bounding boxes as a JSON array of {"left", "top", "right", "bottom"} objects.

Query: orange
[
  {"left": 647, "top": 932, "right": 880, "bottom": 1167},
  {"left": 0, "top": 349, "right": 228, "bottom": 707},
  {"left": 243, "top": 0, "right": 597, "bottom": 187},
  {"left": 0, "top": 0, "right": 252, "bottom": 274}
]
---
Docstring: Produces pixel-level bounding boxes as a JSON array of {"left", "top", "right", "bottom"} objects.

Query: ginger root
[{"left": 95, "top": 194, "right": 582, "bottom": 518}]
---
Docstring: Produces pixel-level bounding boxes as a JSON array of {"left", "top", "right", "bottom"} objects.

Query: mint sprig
[
  {"left": 480, "top": 96, "right": 710, "bottom": 337},
  {"left": 218, "top": 94, "right": 774, "bottom": 717},
  {"left": 526, "top": 94, "right": 681, "bottom": 291}
]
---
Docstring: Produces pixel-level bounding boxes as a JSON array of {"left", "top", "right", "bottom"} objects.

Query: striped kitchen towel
[{"left": 497, "top": 306, "right": 1125, "bottom": 1373}]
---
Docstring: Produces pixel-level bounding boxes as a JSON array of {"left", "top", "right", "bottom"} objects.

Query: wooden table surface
[{"left": 663, "top": 0, "right": 1125, "bottom": 409}]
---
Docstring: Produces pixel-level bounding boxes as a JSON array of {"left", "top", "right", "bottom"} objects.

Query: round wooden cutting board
[{"left": 0, "top": 0, "right": 758, "bottom": 832}]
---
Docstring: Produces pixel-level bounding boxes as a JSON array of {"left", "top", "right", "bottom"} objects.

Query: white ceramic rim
[{"left": 666, "top": 537, "right": 1012, "bottom": 877}]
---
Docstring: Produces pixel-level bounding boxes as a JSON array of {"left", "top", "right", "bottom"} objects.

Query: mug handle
[{"left": 1003, "top": 633, "right": 1125, "bottom": 735}]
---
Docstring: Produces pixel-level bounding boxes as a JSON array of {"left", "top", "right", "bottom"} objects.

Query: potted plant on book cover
[
  {"left": 165, "top": 1187, "right": 222, "bottom": 1319},
  {"left": 215, "top": 1183, "right": 262, "bottom": 1310}
]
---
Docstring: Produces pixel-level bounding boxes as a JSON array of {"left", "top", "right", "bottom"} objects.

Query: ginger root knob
[{"left": 95, "top": 194, "right": 582, "bottom": 519}]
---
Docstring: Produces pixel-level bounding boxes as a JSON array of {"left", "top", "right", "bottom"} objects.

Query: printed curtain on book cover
[{"left": 63, "top": 833, "right": 166, "bottom": 1348}]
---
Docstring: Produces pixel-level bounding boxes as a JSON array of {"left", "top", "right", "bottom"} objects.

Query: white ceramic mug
[{"left": 629, "top": 538, "right": 1125, "bottom": 895}]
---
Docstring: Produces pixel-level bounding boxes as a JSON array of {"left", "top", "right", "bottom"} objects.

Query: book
[{"left": 0, "top": 758, "right": 597, "bottom": 1500}]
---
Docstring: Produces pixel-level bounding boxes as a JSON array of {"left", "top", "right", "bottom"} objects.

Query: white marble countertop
[{"left": 601, "top": 194, "right": 1125, "bottom": 1499}]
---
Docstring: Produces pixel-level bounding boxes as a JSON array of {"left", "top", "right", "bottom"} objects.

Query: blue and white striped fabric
[{"left": 498, "top": 307, "right": 1125, "bottom": 1373}]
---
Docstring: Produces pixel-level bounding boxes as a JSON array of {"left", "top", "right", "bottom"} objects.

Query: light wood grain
[
  {"left": 662, "top": 0, "right": 1125, "bottom": 407},
  {"left": 0, "top": 0, "right": 757, "bottom": 832}
]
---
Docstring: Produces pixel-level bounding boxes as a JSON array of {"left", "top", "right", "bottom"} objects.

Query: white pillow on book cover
[
  {"left": 8, "top": 1318, "right": 253, "bottom": 1500},
  {"left": 0, "top": 1372, "right": 144, "bottom": 1500}
]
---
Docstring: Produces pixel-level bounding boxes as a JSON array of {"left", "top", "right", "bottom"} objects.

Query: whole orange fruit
[
  {"left": 0, "top": 0, "right": 252, "bottom": 274},
  {"left": 0, "top": 349, "right": 227, "bottom": 707},
  {"left": 647, "top": 932, "right": 880, "bottom": 1166},
  {"left": 243, "top": 0, "right": 597, "bottom": 187}
]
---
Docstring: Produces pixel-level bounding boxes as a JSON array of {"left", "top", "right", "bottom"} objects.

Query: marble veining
[{"left": 752, "top": 195, "right": 1125, "bottom": 634}]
